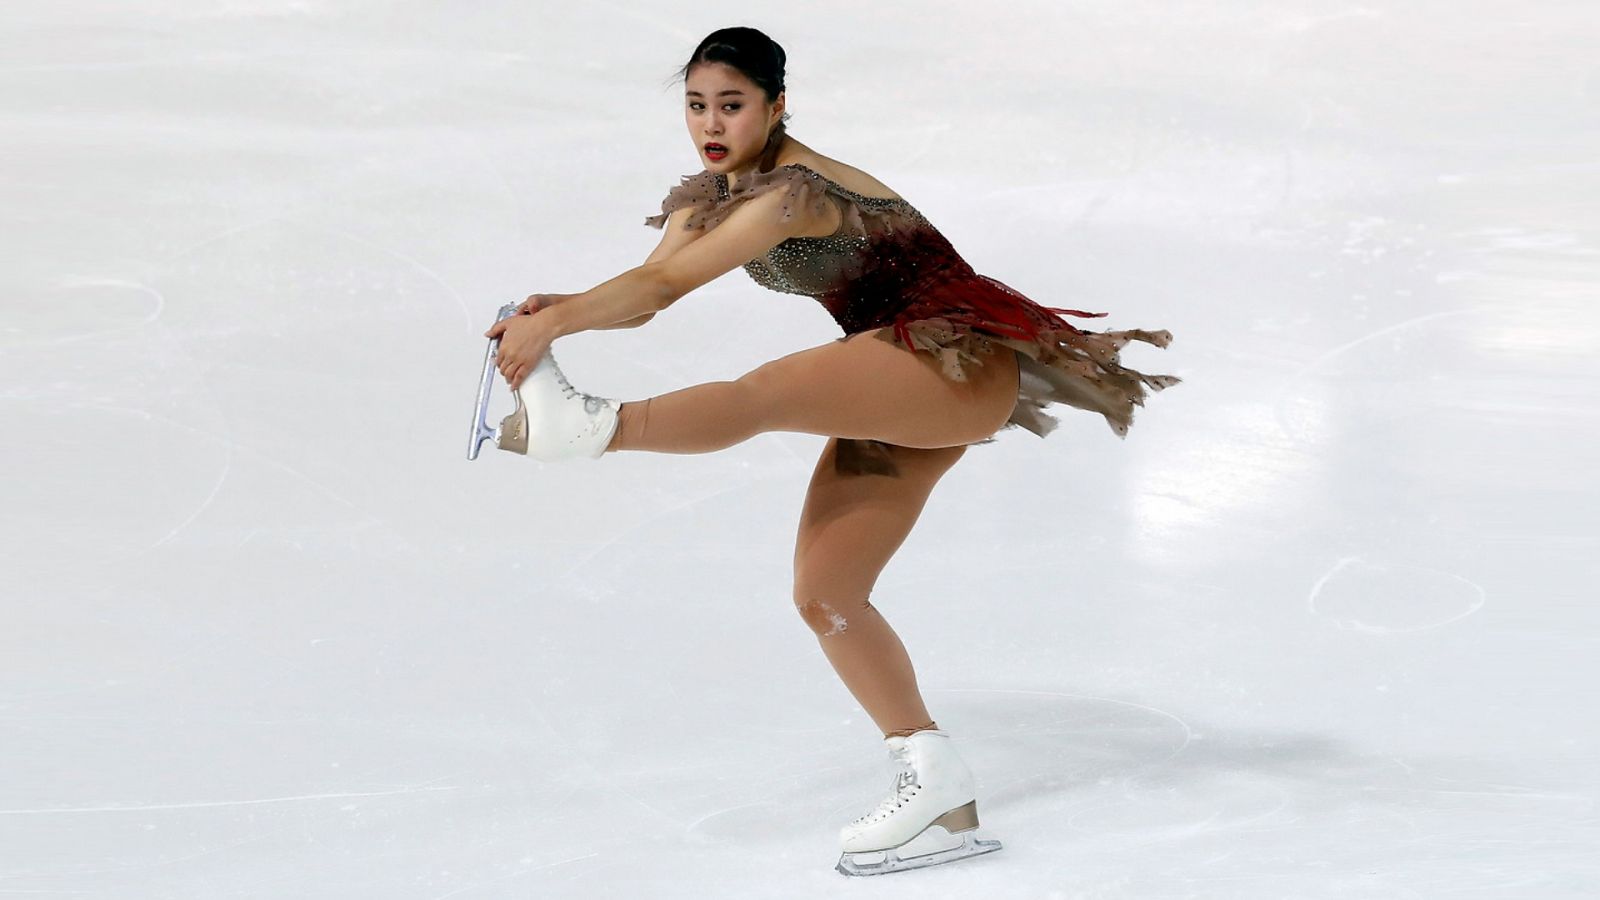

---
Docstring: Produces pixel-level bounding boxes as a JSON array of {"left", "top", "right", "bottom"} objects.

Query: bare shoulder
[
  {"left": 644, "top": 205, "right": 705, "bottom": 264},
  {"left": 777, "top": 153, "right": 906, "bottom": 203}
]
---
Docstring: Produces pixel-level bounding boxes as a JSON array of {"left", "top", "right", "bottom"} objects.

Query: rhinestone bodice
[
  {"left": 725, "top": 167, "right": 930, "bottom": 298},
  {"left": 646, "top": 162, "right": 984, "bottom": 334}
]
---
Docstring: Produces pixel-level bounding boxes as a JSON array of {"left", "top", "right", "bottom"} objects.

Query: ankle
[
  {"left": 605, "top": 402, "right": 630, "bottom": 452},
  {"left": 883, "top": 721, "right": 939, "bottom": 739}
]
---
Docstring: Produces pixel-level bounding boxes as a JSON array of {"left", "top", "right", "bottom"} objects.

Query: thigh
[
  {"left": 742, "top": 327, "right": 1019, "bottom": 449},
  {"left": 793, "top": 437, "right": 968, "bottom": 603}
]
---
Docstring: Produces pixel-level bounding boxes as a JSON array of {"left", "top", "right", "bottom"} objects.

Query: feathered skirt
[{"left": 830, "top": 271, "right": 1181, "bottom": 476}]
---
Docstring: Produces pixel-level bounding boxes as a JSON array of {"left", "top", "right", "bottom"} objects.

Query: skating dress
[{"left": 645, "top": 162, "right": 1181, "bottom": 470}]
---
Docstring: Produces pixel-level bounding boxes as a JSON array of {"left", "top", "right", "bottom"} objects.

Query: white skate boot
[
  {"left": 836, "top": 729, "right": 1002, "bottom": 876},
  {"left": 494, "top": 350, "right": 620, "bottom": 461}
]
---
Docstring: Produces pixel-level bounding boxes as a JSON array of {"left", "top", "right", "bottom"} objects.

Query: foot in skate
[
  {"left": 835, "top": 730, "right": 1002, "bottom": 876},
  {"left": 494, "top": 350, "right": 620, "bottom": 461}
]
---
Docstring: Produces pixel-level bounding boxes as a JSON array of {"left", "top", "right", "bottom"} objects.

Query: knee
[{"left": 793, "top": 591, "right": 873, "bottom": 638}]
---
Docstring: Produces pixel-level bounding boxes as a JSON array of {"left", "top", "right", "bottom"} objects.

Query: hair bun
[{"left": 676, "top": 27, "right": 789, "bottom": 105}]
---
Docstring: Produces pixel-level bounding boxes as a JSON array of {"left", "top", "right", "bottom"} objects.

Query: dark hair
[{"left": 671, "top": 27, "right": 792, "bottom": 171}]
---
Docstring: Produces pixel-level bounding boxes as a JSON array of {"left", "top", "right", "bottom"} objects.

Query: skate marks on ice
[
  {"left": 917, "top": 688, "right": 1298, "bottom": 839},
  {"left": 2, "top": 396, "right": 390, "bottom": 571},
  {"left": 1268, "top": 307, "right": 1484, "bottom": 447},
  {"left": 1, "top": 266, "right": 396, "bottom": 572},
  {"left": 0, "top": 398, "right": 238, "bottom": 573},
  {"left": 0, "top": 782, "right": 460, "bottom": 816},
  {"left": 4, "top": 277, "right": 167, "bottom": 346},
  {"left": 545, "top": 477, "right": 784, "bottom": 589},
  {"left": 521, "top": 700, "right": 856, "bottom": 858},
  {"left": 679, "top": 756, "right": 864, "bottom": 846},
  {"left": 1, "top": 277, "right": 228, "bottom": 569},
  {"left": 1306, "top": 555, "right": 1486, "bottom": 635},
  {"left": 164, "top": 212, "right": 476, "bottom": 331},
  {"left": 916, "top": 687, "right": 1593, "bottom": 869},
  {"left": 928, "top": 687, "right": 1196, "bottom": 793},
  {"left": 675, "top": 744, "right": 874, "bottom": 846},
  {"left": 286, "top": 220, "right": 475, "bottom": 332}
]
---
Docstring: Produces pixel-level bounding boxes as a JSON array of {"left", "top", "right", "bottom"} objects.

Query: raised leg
[
  {"left": 607, "top": 328, "right": 1019, "bottom": 453},
  {"left": 793, "top": 436, "right": 969, "bottom": 739}
]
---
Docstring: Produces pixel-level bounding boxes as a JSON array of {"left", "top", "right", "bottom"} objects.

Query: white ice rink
[{"left": 3, "top": 2, "right": 1597, "bottom": 897}]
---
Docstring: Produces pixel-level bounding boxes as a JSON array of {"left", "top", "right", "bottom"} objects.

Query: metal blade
[
  {"left": 836, "top": 831, "right": 1002, "bottom": 876},
  {"left": 467, "top": 302, "right": 520, "bottom": 460}
]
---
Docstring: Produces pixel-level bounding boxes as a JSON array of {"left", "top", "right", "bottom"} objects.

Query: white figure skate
[
  {"left": 493, "top": 349, "right": 620, "bottom": 461},
  {"left": 836, "top": 730, "right": 1002, "bottom": 876}
]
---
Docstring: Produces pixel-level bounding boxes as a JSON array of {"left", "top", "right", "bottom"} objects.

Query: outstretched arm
[
  {"left": 544, "top": 184, "right": 838, "bottom": 338},
  {"left": 488, "top": 185, "right": 838, "bottom": 388},
  {"left": 596, "top": 205, "right": 709, "bottom": 329}
]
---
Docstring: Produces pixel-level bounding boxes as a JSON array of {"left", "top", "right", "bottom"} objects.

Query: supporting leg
[
  {"left": 793, "top": 437, "right": 968, "bottom": 738},
  {"left": 798, "top": 593, "right": 940, "bottom": 739}
]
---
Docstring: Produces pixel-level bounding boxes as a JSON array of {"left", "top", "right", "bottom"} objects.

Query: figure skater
[{"left": 481, "top": 26, "right": 1181, "bottom": 876}]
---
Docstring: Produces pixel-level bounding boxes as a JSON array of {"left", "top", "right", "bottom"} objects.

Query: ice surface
[{"left": 2, "top": 2, "right": 1597, "bottom": 897}]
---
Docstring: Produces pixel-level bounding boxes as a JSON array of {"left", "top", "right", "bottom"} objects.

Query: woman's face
[{"left": 684, "top": 62, "right": 783, "bottom": 172}]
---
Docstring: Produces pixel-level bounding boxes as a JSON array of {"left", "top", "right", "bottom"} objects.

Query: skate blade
[
  {"left": 468, "top": 302, "right": 519, "bottom": 460},
  {"left": 835, "top": 829, "right": 1002, "bottom": 877}
]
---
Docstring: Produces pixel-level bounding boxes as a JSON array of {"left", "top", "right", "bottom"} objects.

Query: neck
[{"left": 726, "top": 132, "right": 797, "bottom": 190}]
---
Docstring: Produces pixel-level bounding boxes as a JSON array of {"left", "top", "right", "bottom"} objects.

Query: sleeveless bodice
[
  {"left": 646, "top": 163, "right": 998, "bottom": 335},
  {"left": 724, "top": 167, "right": 930, "bottom": 297},
  {"left": 644, "top": 161, "right": 1182, "bottom": 444}
]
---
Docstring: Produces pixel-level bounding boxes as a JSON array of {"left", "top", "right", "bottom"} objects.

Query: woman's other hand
[
  {"left": 514, "top": 293, "right": 576, "bottom": 316},
  {"left": 484, "top": 309, "right": 559, "bottom": 391}
]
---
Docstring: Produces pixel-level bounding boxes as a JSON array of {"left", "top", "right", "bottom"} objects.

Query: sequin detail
[{"left": 646, "top": 162, "right": 1181, "bottom": 442}]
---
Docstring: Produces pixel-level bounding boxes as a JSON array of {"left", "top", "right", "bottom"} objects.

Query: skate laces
[
  {"left": 546, "top": 356, "right": 607, "bottom": 415},
  {"left": 854, "top": 746, "right": 921, "bottom": 825}
]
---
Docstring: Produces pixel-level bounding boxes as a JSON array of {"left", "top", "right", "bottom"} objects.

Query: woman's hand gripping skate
[{"left": 485, "top": 294, "right": 570, "bottom": 391}]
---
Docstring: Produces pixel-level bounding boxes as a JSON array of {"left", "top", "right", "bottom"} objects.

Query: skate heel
[
  {"left": 496, "top": 394, "right": 529, "bottom": 454},
  {"left": 930, "top": 800, "right": 979, "bottom": 834}
]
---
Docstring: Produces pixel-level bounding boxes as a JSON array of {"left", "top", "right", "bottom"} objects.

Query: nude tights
[{"left": 608, "top": 377, "right": 970, "bottom": 741}]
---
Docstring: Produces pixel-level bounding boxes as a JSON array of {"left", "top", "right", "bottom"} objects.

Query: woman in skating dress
[{"left": 483, "top": 27, "right": 1181, "bottom": 876}]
